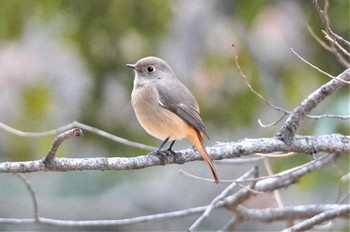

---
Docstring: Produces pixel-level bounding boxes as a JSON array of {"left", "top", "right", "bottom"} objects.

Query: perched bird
[{"left": 127, "top": 56, "right": 219, "bottom": 183}]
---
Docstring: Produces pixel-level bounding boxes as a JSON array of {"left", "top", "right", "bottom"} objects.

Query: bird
[{"left": 126, "top": 56, "right": 219, "bottom": 183}]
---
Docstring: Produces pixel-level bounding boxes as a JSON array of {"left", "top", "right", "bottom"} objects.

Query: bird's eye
[{"left": 146, "top": 66, "right": 155, "bottom": 73}]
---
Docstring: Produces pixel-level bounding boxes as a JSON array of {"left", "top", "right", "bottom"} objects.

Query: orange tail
[{"left": 187, "top": 130, "right": 219, "bottom": 184}]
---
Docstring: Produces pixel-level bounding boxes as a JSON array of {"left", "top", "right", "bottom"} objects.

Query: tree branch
[
  {"left": 283, "top": 206, "right": 350, "bottom": 232},
  {"left": 313, "top": 0, "right": 350, "bottom": 67},
  {"left": 44, "top": 128, "right": 83, "bottom": 165},
  {"left": 0, "top": 134, "right": 348, "bottom": 174},
  {"left": 291, "top": 48, "right": 350, "bottom": 84},
  {"left": 188, "top": 167, "right": 258, "bottom": 231},
  {"left": 14, "top": 174, "right": 39, "bottom": 221},
  {"left": 0, "top": 206, "right": 208, "bottom": 227},
  {"left": 0, "top": 151, "right": 344, "bottom": 229},
  {"left": 235, "top": 204, "right": 349, "bottom": 224},
  {"left": 233, "top": 45, "right": 349, "bottom": 122},
  {"left": 0, "top": 121, "right": 156, "bottom": 151},
  {"left": 254, "top": 153, "right": 337, "bottom": 192},
  {"left": 2, "top": 204, "right": 345, "bottom": 228},
  {"left": 209, "top": 153, "right": 340, "bottom": 230},
  {"left": 277, "top": 68, "right": 350, "bottom": 145}
]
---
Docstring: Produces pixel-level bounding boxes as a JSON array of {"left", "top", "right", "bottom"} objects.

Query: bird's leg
[
  {"left": 149, "top": 137, "right": 176, "bottom": 160},
  {"left": 166, "top": 140, "right": 176, "bottom": 154},
  {"left": 149, "top": 137, "right": 171, "bottom": 164},
  {"left": 156, "top": 137, "right": 170, "bottom": 152}
]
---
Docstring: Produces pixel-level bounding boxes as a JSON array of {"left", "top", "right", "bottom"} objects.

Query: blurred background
[{"left": 0, "top": 0, "right": 349, "bottom": 231}]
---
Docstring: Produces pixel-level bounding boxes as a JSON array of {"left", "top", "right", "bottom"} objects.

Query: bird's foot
[
  {"left": 166, "top": 147, "right": 176, "bottom": 155},
  {"left": 148, "top": 148, "right": 176, "bottom": 165},
  {"left": 148, "top": 147, "right": 175, "bottom": 157}
]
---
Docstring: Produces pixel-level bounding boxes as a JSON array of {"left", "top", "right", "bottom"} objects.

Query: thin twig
[
  {"left": 291, "top": 48, "right": 350, "bottom": 84},
  {"left": 188, "top": 167, "right": 257, "bottom": 231},
  {"left": 258, "top": 113, "right": 287, "bottom": 128},
  {"left": 0, "top": 121, "right": 156, "bottom": 151},
  {"left": 323, "top": 30, "right": 350, "bottom": 58},
  {"left": 232, "top": 45, "right": 350, "bottom": 121},
  {"left": 338, "top": 192, "right": 350, "bottom": 204},
  {"left": 44, "top": 128, "right": 83, "bottom": 165},
  {"left": 313, "top": 0, "right": 350, "bottom": 67},
  {"left": 74, "top": 121, "right": 156, "bottom": 150},
  {"left": 221, "top": 171, "right": 259, "bottom": 208},
  {"left": 277, "top": 68, "right": 350, "bottom": 145},
  {"left": 14, "top": 174, "right": 39, "bottom": 221},
  {"left": 178, "top": 169, "right": 233, "bottom": 183},
  {"left": 307, "top": 114, "right": 350, "bottom": 120},
  {"left": 0, "top": 121, "right": 70, "bottom": 137},
  {"left": 215, "top": 156, "right": 266, "bottom": 165},
  {"left": 232, "top": 44, "right": 288, "bottom": 115},
  {"left": 218, "top": 217, "right": 239, "bottom": 232},
  {"left": 340, "top": 172, "right": 350, "bottom": 182},
  {"left": 236, "top": 182, "right": 263, "bottom": 195},
  {"left": 1, "top": 204, "right": 345, "bottom": 228},
  {"left": 253, "top": 152, "right": 296, "bottom": 158},
  {"left": 0, "top": 206, "right": 208, "bottom": 226},
  {"left": 314, "top": 0, "right": 331, "bottom": 35},
  {"left": 307, "top": 25, "right": 333, "bottom": 52},
  {"left": 330, "top": 31, "right": 350, "bottom": 47},
  {"left": 215, "top": 172, "right": 260, "bottom": 232},
  {"left": 263, "top": 159, "right": 285, "bottom": 209}
]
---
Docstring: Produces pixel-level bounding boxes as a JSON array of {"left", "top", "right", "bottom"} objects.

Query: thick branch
[
  {"left": 283, "top": 206, "right": 350, "bottom": 232},
  {"left": 277, "top": 68, "right": 350, "bottom": 145},
  {"left": 0, "top": 134, "right": 348, "bottom": 174},
  {"left": 235, "top": 204, "right": 349, "bottom": 223}
]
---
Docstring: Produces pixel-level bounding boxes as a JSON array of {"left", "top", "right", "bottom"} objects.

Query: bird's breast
[{"left": 131, "top": 84, "right": 190, "bottom": 140}]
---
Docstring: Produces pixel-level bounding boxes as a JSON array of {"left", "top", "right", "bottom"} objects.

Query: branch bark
[
  {"left": 277, "top": 68, "right": 350, "bottom": 145},
  {"left": 44, "top": 128, "right": 83, "bottom": 165},
  {"left": 0, "top": 148, "right": 345, "bottom": 229},
  {"left": 235, "top": 204, "right": 350, "bottom": 224},
  {"left": 0, "top": 134, "right": 348, "bottom": 173},
  {"left": 282, "top": 206, "right": 350, "bottom": 232},
  {"left": 2, "top": 204, "right": 345, "bottom": 228}
]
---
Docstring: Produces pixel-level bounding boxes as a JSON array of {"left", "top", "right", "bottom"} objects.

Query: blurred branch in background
[
  {"left": 0, "top": 121, "right": 156, "bottom": 150},
  {"left": 313, "top": 0, "right": 350, "bottom": 68},
  {"left": 0, "top": 154, "right": 347, "bottom": 230}
]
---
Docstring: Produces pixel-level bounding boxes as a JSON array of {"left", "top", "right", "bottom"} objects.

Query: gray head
[{"left": 126, "top": 56, "right": 176, "bottom": 87}]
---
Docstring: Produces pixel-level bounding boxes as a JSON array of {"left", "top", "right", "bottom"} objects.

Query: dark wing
[{"left": 156, "top": 80, "right": 210, "bottom": 139}]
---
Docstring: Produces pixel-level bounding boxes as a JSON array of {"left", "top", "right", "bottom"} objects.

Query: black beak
[{"left": 126, "top": 64, "right": 136, "bottom": 69}]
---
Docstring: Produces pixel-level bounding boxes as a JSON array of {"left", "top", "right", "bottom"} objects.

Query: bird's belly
[{"left": 131, "top": 85, "right": 189, "bottom": 140}]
